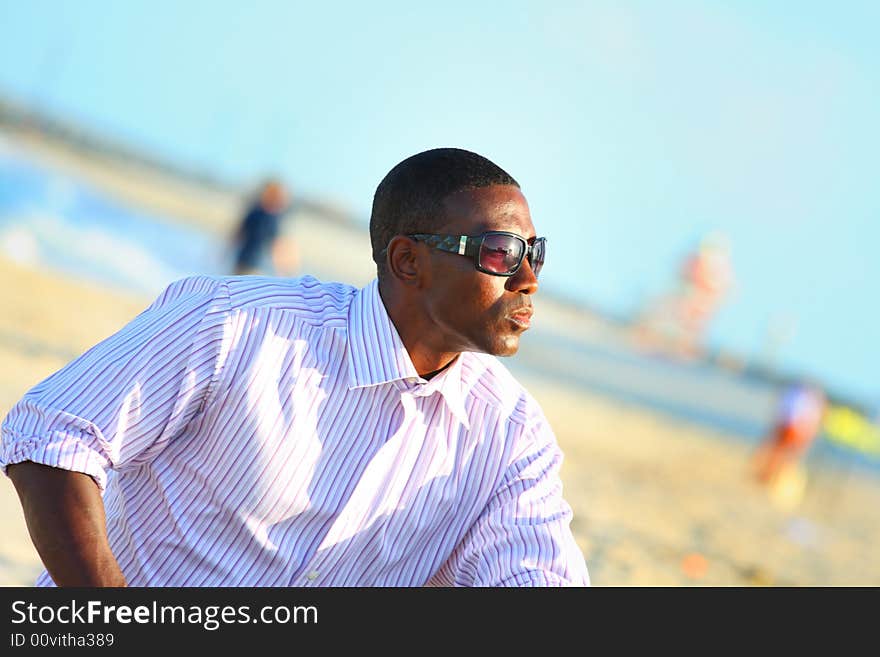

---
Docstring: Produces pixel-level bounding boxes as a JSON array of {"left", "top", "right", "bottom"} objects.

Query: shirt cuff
[{"left": 1, "top": 426, "right": 110, "bottom": 490}]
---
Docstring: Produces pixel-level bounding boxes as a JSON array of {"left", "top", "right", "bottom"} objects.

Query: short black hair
[{"left": 369, "top": 148, "right": 519, "bottom": 278}]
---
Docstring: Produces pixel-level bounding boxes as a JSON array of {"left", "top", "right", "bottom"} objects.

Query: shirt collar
[{"left": 346, "top": 279, "right": 470, "bottom": 429}]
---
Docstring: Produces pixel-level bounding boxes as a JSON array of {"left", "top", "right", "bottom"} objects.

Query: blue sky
[{"left": 0, "top": 1, "right": 878, "bottom": 404}]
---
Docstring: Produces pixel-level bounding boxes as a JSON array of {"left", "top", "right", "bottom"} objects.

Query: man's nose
[{"left": 506, "top": 257, "right": 539, "bottom": 295}]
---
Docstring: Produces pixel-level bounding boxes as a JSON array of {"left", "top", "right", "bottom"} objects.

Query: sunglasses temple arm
[{"left": 463, "top": 237, "right": 482, "bottom": 259}]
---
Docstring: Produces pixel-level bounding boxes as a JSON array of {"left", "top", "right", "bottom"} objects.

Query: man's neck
[
  {"left": 420, "top": 358, "right": 457, "bottom": 381},
  {"left": 378, "top": 279, "right": 461, "bottom": 378}
]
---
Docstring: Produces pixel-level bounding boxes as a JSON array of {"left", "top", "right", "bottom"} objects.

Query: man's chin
[{"left": 489, "top": 336, "right": 521, "bottom": 357}]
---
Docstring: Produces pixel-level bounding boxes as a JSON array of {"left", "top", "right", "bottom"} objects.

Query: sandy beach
[
  {"left": 2, "top": 130, "right": 879, "bottom": 586},
  {"left": 3, "top": 255, "right": 880, "bottom": 586}
]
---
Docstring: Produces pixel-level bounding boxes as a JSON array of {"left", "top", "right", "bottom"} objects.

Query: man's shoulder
[
  {"left": 223, "top": 275, "right": 357, "bottom": 320},
  {"left": 155, "top": 275, "right": 357, "bottom": 327},
  {"left": 460, "top": 352, "right": 543, "bottom": 426}
]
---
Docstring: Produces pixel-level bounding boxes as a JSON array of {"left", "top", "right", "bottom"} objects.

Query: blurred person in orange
[
  {"left": 752, "top": 381, "right": 827, "bottom": 487},
  {"left": 231, "top": 178, "right": 298, "bottom": 276}
]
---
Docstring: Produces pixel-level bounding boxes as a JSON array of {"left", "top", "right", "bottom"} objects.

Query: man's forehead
[{"left": 441, "top": 185, "right": 534, "bottom": 235}]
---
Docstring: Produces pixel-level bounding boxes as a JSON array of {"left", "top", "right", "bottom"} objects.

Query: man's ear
[{"left": 386, "top": 235, "right": 423, "bottom": 287}]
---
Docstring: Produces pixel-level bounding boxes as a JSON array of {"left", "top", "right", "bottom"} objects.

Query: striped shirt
[{"left": 1, "top": 275, "right": 589, "bottom": 587}]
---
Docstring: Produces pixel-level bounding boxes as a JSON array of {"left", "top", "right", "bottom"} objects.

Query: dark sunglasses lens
[
  {"left": 530, "top": 238, "right": 545, "bottom": 277},
  {"left": 479, "top": 234, "right": 525, "bottom": 274}
]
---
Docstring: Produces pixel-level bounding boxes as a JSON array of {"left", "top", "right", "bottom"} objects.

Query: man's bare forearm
[{"left": 7, "top": 461, "right": 127, "bottom": 586}]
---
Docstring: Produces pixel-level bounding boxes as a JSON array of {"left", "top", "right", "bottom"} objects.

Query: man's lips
[{"left": 508, "top": 308, "right": 533, "bottom": 329}]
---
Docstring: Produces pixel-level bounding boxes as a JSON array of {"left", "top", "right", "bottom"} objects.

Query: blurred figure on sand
[
  {"left": 752, "top": 381, "right": 827, "bottom": 506},
  {"left": 231, "top": 179, "right": 299, "bottom": 276},
  {"left": 633, "top": 232, "right": 734, "bottom": 360}
]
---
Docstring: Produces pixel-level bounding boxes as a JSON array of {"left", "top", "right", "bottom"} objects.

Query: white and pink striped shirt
[{"left": 1, "top": 275, "right": 589, "bottom": 586}]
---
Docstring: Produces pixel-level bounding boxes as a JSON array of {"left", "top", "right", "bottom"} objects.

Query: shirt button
[{"left": 306, "top": 571, "right": 319, "bottom": 580}]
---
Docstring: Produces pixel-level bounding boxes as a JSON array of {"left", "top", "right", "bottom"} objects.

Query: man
[{"left": 2, "top": 148, "right": 589, "bottom": 587}]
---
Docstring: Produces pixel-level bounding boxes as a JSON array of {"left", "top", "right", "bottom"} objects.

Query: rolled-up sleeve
[
  {"left": 1, "top": 276, "right": 231, "bottom": 491},
  {"left": 434, "top": 416, "right": 590, "bottom": 587}
]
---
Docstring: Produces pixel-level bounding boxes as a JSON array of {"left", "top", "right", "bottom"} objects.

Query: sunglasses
[{"left": 408, "top": 231, "right": 546, "bottom": 277}]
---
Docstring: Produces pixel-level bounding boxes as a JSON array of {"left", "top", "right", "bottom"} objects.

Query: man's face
[{"left": 420, "top": 184, "right": 540, "bottom": 357}]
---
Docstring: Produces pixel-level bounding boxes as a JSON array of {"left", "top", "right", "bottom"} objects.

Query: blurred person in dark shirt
[{"left": 232, "top": 179, "right": 298, "bottom": 275}]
